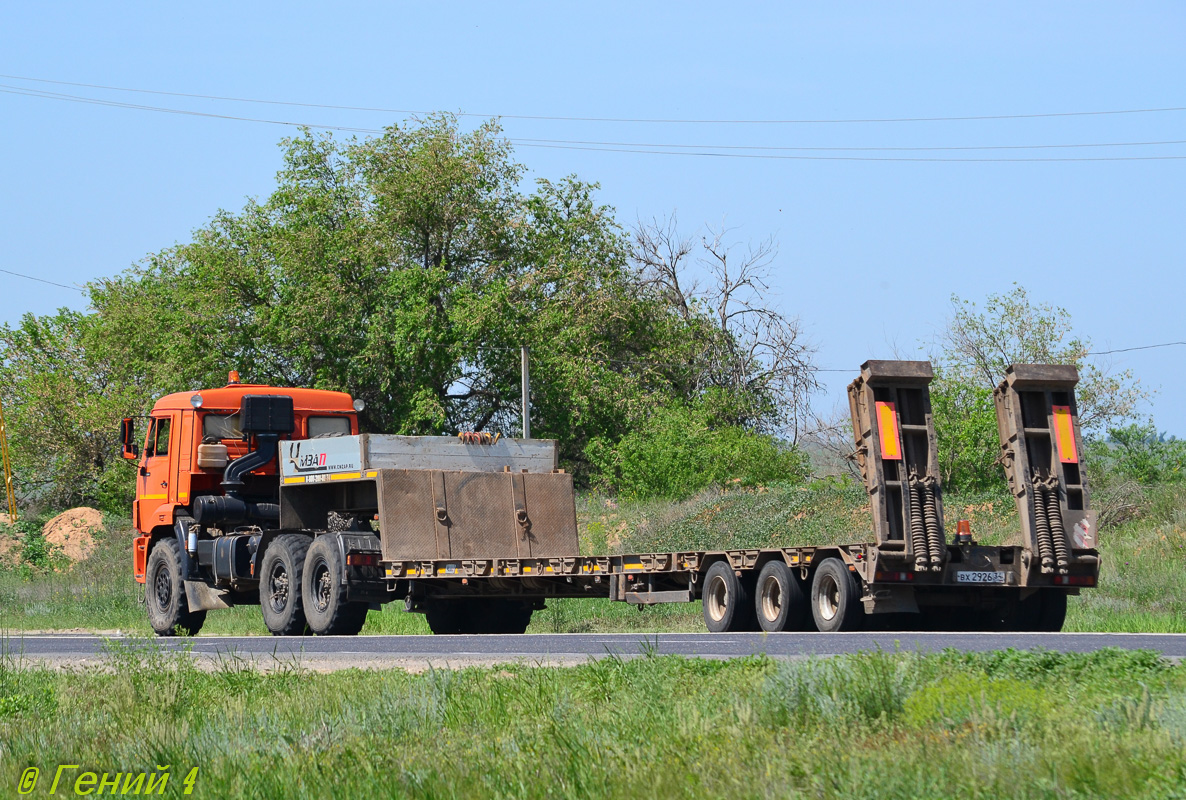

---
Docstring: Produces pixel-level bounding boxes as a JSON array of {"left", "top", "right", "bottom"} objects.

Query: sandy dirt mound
[
  {"left": 42, "top": 507, "right": 104, "bottom": 563},
  {"left": 0, "top": 531, "right": 19, "bottom": 566}
]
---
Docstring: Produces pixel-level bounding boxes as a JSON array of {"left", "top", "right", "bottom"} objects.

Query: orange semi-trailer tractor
[{"left": 123, "top": 361, "right": 1099, "bottom": 637}]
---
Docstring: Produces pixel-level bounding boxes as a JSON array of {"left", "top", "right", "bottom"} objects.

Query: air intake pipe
[{"left": 220, "top": 394, "right": 295, "bottom": 494}]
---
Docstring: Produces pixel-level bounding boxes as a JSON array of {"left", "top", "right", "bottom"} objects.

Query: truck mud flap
[{"left": 184, "top": 580, "right": 232, "bottom": 611}]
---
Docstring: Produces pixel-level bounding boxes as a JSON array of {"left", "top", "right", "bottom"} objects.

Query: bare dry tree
[{"left": 633, "top": 216, "right": 819, "bottom": 443}]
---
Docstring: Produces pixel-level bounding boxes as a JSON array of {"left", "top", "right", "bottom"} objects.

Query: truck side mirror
[{"left": 119, "top": 418, "right": 140, "bottom": 459}]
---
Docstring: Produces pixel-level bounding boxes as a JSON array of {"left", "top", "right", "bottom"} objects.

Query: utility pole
[
  {"left": 520, "top": 345, "right": 531, "bottom": 440},
  {"left": 0, "top": 396, "right": 16, "bottom": 522}
]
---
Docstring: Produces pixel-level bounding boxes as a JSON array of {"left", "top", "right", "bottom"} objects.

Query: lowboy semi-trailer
[{"left": 123, "top": 361, "right": 1098, "bottom": 637}]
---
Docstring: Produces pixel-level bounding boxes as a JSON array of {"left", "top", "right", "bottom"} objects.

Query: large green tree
[{"left": 2, "top": 115, "right": 810, "bottom": 509}]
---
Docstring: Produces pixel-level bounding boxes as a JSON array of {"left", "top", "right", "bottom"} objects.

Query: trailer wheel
[
  {"left": 425, "top": 600, "right": 464, "bottom": 634},
  {"left": 425, "top": 598, "right": 533, "bottom": 634},
  {"left": 754, "top": 560, "right": 808, "bottom": 632},
  {"left": 475, "top": 599, "right": 534, "bottom": 634},
  {"left": 1039, "top": 591, "right": 1068, "bottom": 631},
  {"left": 259, "top": 534, "right": 312, "bottom": 636},
  {"left": 1014, "top": 591, "right": 1067, "bottom": 632},
  {"left": 702, "top": 561, "right": 755, "bottom": 633},
  {"left": 301, "top": 536, "right": 368, "bottom": 636},
  {"left": 145, "top": 538, "right": 206, "bottom": 636},
  {"left": 811, "top": 558, "right": 864, "bottom": 632}
]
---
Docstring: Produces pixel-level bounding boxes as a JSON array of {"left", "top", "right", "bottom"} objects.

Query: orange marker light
[
  {"left": 1052, "top": 405, "right": 1078, "bottom": 464},
  {"left": 876, "top": 401, "right": 902, "bottom": 461}
]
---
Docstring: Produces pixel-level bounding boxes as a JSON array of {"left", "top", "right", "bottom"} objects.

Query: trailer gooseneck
[{"left": 123, "top": 361, "right": 1098, "bottom": 637}]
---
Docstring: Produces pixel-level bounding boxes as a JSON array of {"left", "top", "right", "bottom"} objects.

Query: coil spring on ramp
[
  {"left": 909, "top": 473, "right": 945, "bottom": 572},
  {"left": 1032, "top": 474, "right": 1069, "bottom": 574}
]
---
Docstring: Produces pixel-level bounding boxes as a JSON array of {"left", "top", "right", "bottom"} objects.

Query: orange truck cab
[{"left": 120, "top": 373, "right": 359, "bottom": 599}]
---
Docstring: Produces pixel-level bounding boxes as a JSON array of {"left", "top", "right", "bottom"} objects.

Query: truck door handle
[{"left": 160, "top": 481, "right": 168, "bottom": 488}]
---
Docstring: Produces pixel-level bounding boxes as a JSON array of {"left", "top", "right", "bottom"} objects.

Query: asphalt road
[{"left": 4, "top": 632, "right": 1185, "bottom": 669}]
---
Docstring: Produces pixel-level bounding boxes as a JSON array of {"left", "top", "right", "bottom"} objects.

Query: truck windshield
[
  {"left": 202, "top": 413, "right": 242, "bottom": 440},
  {"left": 308, "top": 416, "right": 351, "bottom": 437}
]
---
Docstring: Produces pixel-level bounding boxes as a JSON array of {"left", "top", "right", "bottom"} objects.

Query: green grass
[
  {"left": 2, "top": 481, "right": 1184, "bottom": 635},
  {"left": 1, "top": 644, "right": 1185, "bottom": 798}
]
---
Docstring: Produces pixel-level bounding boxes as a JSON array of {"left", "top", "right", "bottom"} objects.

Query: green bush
[
  {"left": 0, "top": 518, "right": 67, "bottom": 574},
  {"left": 929, "top": 373, "right": 1003, "bottom": 494},
  {"left": 584, "top": 398, "right": 809, "bottom": 500},
  {"left": 1086, "top": 423, "right": 1186, "bottom": 487}
]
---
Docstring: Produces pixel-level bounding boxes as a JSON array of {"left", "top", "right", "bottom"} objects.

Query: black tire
[
  {"left": 425, "top": 598, "right": 533, "bottom": 634},
  {"left": 1043, "top": 592, "right": 1072, "bottom": 630},
  {"left": 145, "top": 538, "right": 206, "bottom": 636},
  {"left": 474, "top": 599, "right": 534, "bottom": 634},
  {"left": 425, "top": 599, "right": 464, "bottom": 634},
  {"left": 301, "top": 536, "right": 369, "bottom": 636},
  {"left": 701, "top": 561, "right": 756, "bottom": 633},
  {"left": 754, "top": 560, "right": 808, "bottom": 632},
  {"left": 259, "top": 534, "right": 312, "bottom": 636},
  {"left": 810, "top": 558, "right": 864, "bottom": 632},
  {"left": 1002, "top": 591, "right": 1068, "bottom": 632}
]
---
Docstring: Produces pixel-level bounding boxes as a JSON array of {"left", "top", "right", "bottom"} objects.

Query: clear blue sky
[{"left": 2, "top": 2, "right": 1183, "bottom": 431}]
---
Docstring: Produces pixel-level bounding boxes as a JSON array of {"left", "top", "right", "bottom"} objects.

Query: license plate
[{"left": 955, "top": 570, "right": 1006, "bottom": 584}]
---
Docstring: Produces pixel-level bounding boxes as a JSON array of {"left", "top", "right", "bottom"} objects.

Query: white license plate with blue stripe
[{"left": 955, "top": 570, "right": 1006, "bottom": 584}]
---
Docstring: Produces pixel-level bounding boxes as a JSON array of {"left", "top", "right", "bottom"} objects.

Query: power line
[
  {"left": 1087, "top": 341, "right": 1186, "bottom": 355},
  {"left": 3, "top": 72, "right": 1186, "bottom": 125},
  {"left": 0, "top": 268, "right": 87, "bottom": 293},
  {"left": 515, "top": 136, "right": 1186, "bottom": 153},
  {"left": 516, "top": 141, "right": 1186, "bottom": 163},
  {"left": 6, "top": 85, "right": 1186, "bottom": 163},
  {"left": 0, "top": 85, "right": 381, "bottom": 135}
]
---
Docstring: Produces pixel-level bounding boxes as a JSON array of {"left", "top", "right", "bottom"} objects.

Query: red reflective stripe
[
  {"left": 876, "top": 401, "right": 902, "bottom": 461},
  {"left": 1052, "top": 405, "right": 1079, "bottom": 464}
]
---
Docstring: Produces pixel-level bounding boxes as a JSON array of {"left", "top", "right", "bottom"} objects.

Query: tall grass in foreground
[{"left": 1, "top": 644, "right": 1185, "bottom": 799}]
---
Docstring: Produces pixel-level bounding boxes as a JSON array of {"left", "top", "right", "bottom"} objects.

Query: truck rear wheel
[
  {"left": 702, "top": 561, "right": 755, "bottom": 633},
  {"left": 259, "top": 534, "right": 312, "bottom": 636},
  {"left": 755, "top": 560, "right": 807, "bottom": 632},
  {"left": 145, "top": 538, "right": 206, "bottom": 636},
  {"left": 811, "top": 558, "right": 864, "bottom": 632},
  {"left": 302, "top": 535, "right": 368, "bottom": 636}
]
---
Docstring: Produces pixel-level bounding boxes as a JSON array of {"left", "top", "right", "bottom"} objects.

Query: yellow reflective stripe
[
  {"left": 876, "top": 401, "right": 902, "bottom": 461},
  {"left": 329, "top": 472, "right": 362, "bottom": 481},
  {"left": 1052, "top": 405, "right": 1079, "bottom": 463},
  {"left": 283, "top": 476, "right": 306, "bottom": 484},
  {"left": 140, "top": 494, "right": 167, "bottom": 500},
  {"left": 366, "top": 471, "right": 378, "bottom": 478},
  {"left": 624, "top": 563, "right": 644, "bottom": 570}
]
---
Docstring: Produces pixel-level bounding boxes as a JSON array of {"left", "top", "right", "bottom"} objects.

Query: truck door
[{"left": 136, "top": 414, "right": 177, "bottom": 530}]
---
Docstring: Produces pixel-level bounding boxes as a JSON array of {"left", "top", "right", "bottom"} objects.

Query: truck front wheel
[
  {"left": 810, "top": 558, "right": 864, "bottom": 632},
  {"left": 259, "top": 534, "right": 312, "bottom": 636},
  {"left": 145, "top": 538, "right": 206, "bottom": 636},
  {"left": 302, "top": 536, "right": 368, "bottom": 636}
]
